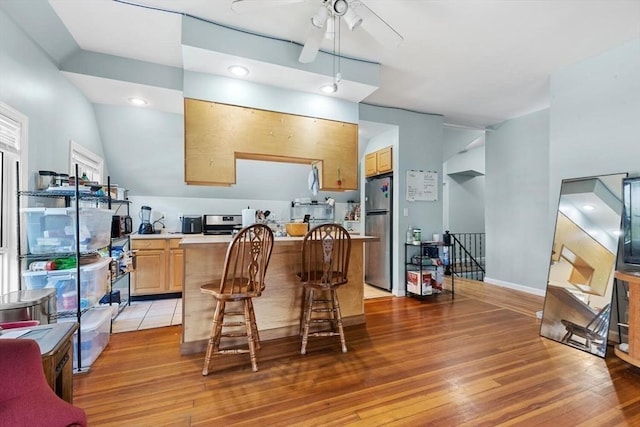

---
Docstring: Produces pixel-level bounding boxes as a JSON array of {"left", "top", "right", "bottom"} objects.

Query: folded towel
[{"left": 308, "top": 165, "right": 319, "bottom": 196}]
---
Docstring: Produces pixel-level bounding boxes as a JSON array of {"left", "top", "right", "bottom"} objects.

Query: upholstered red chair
[{"left": 0, "top": 339, "right": 87, "bottom": 427}]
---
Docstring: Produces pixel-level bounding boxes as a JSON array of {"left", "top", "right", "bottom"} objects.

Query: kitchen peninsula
[{"left": 178, "top": 233, "right": 377, "bottom": 355}]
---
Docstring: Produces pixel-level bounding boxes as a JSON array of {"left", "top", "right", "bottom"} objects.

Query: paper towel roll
[{"left": 242, "top": 208, "right": 256, "bottom": 228}]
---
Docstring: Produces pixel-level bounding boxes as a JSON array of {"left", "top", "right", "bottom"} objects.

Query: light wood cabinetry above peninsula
[{"left": 184, "top": 98, "right": 358, "bottom": 190}]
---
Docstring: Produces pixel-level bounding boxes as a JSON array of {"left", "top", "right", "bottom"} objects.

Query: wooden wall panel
[{"left": 184, "top": 98, "right": 358, "bottom": 190}]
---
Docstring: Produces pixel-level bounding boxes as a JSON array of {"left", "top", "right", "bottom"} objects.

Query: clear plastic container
[
  {"left": 22, "top": 257, "right": 111, "bottom": 312},
  {"left": 21, "top": 207, "right": 114, "bottom": 254},
  {"left": 59, "top": 306, "right": 111, "bottom": 369}
]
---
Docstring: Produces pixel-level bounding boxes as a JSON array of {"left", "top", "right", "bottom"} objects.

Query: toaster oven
[{"left": 203, "top": 214, "right": 242, "bottom": 235}]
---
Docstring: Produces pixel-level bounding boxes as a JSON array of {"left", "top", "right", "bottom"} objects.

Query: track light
[
  {"left": 343, "top": 7, "right": 362, "bottom": 31},
  {"left": 325, "top": 16, "right": 335, "bottom": 40},
  {"left": 332, "top": 0, "right": 348, "bottom": 16},
  {"left": 311, "top": 6, "right": 328, "bottom": 28}
]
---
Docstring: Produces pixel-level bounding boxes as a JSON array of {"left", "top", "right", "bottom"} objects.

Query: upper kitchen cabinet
[
  {"left": 365, "top": 146, "right": 393, "bottom": 177},
  {"left": 184, "top": 99, "right": 358, "bottom": 191}
]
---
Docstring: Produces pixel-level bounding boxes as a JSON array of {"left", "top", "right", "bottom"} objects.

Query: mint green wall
[
  {"left": 484, "top": 39, "right": 639, "bottom": 294},
  {"left": 485, "top": 109, "right": 550, "bottom": 294},
  {"left": 0, "top": 8, "right": 105, "bottom": 188},
  {"left": 550, "top": 38, "right": 640, "bottom": 206},
  {"left": 444, "top": 146, "right": 485, "bottom": 234},
  {"left": 359, "top": 103, "right": 443, "bottom": 295}
]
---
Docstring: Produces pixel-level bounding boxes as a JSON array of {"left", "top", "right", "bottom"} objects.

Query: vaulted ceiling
[{"left": 3, "top": 0, "right": 639, "bottom": 129}]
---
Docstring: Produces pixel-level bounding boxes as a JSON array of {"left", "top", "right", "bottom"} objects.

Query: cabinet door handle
[{"left": 55, "top": 353, "right": 69, "bottom": 374}]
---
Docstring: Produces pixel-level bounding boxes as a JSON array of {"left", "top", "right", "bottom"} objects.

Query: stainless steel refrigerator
[{"left": 365, "top": 175, "right": 393, "bottom": 291}]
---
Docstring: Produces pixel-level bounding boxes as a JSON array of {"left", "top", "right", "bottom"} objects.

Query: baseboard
[
  {"left": 131, "top": 292, "right": 182, "bottom": 302},
  {"left": 483, "top": 276, "right": 546, "bottom": 297}
]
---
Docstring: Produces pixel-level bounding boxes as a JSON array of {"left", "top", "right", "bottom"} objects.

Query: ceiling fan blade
[
  {"left": 231, "top": 0, "right": 305, "bottom": 14},
  {"left": 352, "top": 1, "right": 404, "bottom": 48},
  {"left": 298, "top": 24, "right": 325, "bottom": 63}
]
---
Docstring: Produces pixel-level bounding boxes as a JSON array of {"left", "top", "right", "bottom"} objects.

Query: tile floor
[
  {"left": 364, "top": 283, "right": 393, "bottom": 299},
  {"left": 112, "top": 298, "right": 182, "bottom": 333},
  {"left": 112, "top": 285, "right": 390, "bottom": 333}
]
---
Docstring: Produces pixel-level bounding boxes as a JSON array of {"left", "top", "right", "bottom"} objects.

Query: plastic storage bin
[
  {"left": 22, "top": 207, "right": 114, "bottom": 254},
  {"left": 22, "top": 257, "right": 111, "bottom": 313},
  {"left": 60, "top": 306, "right": 111, "bottom": 369}
]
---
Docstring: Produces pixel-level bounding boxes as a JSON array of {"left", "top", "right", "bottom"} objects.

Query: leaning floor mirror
[{"left": 540, "top": 173, "right": 627, "bottom": 357}]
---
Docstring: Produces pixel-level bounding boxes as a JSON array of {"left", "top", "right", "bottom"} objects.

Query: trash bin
[{"left": 0, "top": 289, "right": 57, "bottom": 325}]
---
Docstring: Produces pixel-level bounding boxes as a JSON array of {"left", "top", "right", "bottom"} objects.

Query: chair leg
[
  {"left": 203, "top": 300, "right": 225, "bottom": 376},
  {"left": 301, "top": 289, "right": 315, "bottom": 355},
  {"left": 331, "top": 289, "right": 347, "bottom": 353},
  {"left": 299, "top": 288, "right": 309, "bottom": 337},
  {"left": 244, "top": 299, "right": 259, "bottom": 372},
  {"left": 247, "top": 298, "right": 261, "bottom": 350}
]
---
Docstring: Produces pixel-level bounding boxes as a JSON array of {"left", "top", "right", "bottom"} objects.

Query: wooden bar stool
[
  {"left": 200, "top": 224, "right": 274, "bottom": 374},
  {"left": 298, "top": 223, "right": 351, "bottom": 355}
]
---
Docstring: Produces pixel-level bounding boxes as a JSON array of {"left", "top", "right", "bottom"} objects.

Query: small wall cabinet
[
  {"left": 365, "top": 146, "right": 393, "bottom": 177},
  {"left": 131, "top": 238, "right": 183, "bottom": 296}
]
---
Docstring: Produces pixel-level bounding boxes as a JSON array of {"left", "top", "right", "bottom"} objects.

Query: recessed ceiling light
[
  {"left": 128, "top": 97, "right": 148, "bottom": 106},
  {"left": 321, "top": 83, "right": 338, "bottom": 94},
  {"left": 228, "top": 65, "right": 250, "bottom": 77}
]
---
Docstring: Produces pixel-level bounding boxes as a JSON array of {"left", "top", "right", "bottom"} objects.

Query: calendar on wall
[{"left": 406, "top": 170, "right": 438, "bottom": 202}]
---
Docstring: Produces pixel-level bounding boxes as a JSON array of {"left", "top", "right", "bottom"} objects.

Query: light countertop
[{"left": 131, "top": 231, "right": 376, "bottom": 243}]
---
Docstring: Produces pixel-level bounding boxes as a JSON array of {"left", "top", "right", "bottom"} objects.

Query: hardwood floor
[{"left": 73, "top": 278, "right": 640, "bottom": 426}]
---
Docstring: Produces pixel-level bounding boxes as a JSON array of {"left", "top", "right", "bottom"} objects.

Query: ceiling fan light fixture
[
  {"left": 228, "top": 65, "right": 250, "bottom": 77},
  {"left": 343, "top": 8, "right": 362, "bottom": 31},
  {"left": 311, "top": 6, "right": 329, "bottom": 28},
  {"left": 321, "top": 83, "right": 338, "bottom": 94},
  {"left": 332, "top": 0, "right": 348, "bottom": 16},
  {"left": 324, "top": 16, "right": 335, "bottom": 40}
]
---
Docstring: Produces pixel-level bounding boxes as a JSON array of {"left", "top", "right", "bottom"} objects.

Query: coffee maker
[{"left": 138, "top": 205, "right": 154, "bottom": 234}]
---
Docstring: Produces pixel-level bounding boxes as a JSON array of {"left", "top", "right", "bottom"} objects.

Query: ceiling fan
[{"left": 231, "top": 0, "right": 403, "bottom": 63}]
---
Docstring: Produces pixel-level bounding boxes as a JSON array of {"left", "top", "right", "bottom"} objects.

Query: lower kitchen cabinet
[
  {"left": 168, "top": 239, "right": 184, "bottom": 293},
  {"left": 132, "top": 238, "right": 183, "bottom": 295}
]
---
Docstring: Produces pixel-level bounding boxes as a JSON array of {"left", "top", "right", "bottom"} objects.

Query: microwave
[{"left": 111, "top": 215, "right": 132, "bottom": 238}]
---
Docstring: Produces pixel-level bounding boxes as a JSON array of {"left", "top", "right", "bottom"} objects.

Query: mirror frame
[{"left": 539, "top": 173, "right": 627, "bottom": 357}]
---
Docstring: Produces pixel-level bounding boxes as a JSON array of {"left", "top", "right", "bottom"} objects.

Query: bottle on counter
[
  {"left": 53, "top": 257, "right": 76, "bottom": 270},
  {"left": 28, "top": 257, "right": 77, "bottom": 271},
  {"left": 406, "top": 226, "right": 413, "bottom": 243},
  {"left": 29, "top": 261, "right": 56, "bottom": 271},
  {"left": 412, "top": 228, "right": 422, "bottom": 243}
]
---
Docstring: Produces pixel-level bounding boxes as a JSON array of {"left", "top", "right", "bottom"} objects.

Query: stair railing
[{"left": 444, "top": 231, "right": 485, "bottom": 281}]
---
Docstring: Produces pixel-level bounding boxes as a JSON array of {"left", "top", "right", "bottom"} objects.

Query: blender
[{"left": 138, "top": 205, "right": 154, "bottom": 234}]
